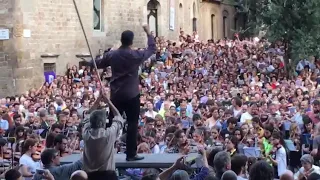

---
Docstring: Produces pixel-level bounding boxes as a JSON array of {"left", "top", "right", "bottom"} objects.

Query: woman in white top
[
  {"left": 205, "top": 107, "right": 221, "bottom": 130},
  {"left": 19, "top": 138, "right": 41, "bottom": 178}
]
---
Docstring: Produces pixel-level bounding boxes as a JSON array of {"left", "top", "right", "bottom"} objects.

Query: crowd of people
[{"left": 0, "top": 26, "right": 319, "bottom": 180}]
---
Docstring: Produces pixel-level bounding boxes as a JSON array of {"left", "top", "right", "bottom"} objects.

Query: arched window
[
  {"left": 179, "top": 3, "right": 184, "bottom": 30},
  {"left": 211, "top": 14, "right": 215, "bottom": 40},
  {"left": 147, "top": 0, "right": 160, "bottom": 37},
  {"left": 93, "top": 0, "right": 103, "bottom": 31},
  {"left": 192, "top": 2, "right": 197, "bottom": 32},
  {"left": 222, "top": 10, "right": 229, "bottom": 38}
]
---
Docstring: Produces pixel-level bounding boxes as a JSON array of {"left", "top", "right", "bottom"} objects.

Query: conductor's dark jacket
[{"left": 93, "top": 35, "right": 156, "bottom": 101}]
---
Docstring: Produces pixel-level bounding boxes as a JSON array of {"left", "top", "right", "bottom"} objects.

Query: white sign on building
[
  {"left": 0, "top": 29, "right": 9, "bottom": 40},
  {"left": 169, "top": 0, "right": 175, "bottom": 30}
]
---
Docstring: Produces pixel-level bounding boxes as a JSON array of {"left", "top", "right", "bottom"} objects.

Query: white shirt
[
  {"left": 240, "top": 112, "right": 253, "bottom": 123},
  {"left": 160, "top": 145, "right": 167, "bottom": 154},
  {"left": 144, "top": 110, "right": 158, "bottom": 119},
  {"left": 276, "top": 146, "right": 287, "bottom": 177},
  {"left": 160, "top": 101, "right": 175, "bottom": 111},
  {"left": 152, "top": 144, "right": 160, "bottom": 154},
  {"left": 80, "top": 87, "right": 93, "bottom": 92},
  {"left": 78, "top": 69, "right": 84, "bottom": 75},
  {"left": 19, "top": 154, "right": 41, "bottom": 173},
  {"left": 233, "top": 108, "right": 242, "bottom": 117}
]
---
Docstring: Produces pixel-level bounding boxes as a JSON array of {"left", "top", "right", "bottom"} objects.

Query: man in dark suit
[{"left": 92, "top": 25, "right": 156, "bottom": 161}]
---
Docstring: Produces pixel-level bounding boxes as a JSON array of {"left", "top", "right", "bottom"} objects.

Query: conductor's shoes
[{"left": 126, "top": 155, "right": 144, "bottom": 161}]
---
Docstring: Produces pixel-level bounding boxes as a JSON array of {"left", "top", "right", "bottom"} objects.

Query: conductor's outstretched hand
[{"left": 142, "top": 25, "right": 151, "bottom": 36}]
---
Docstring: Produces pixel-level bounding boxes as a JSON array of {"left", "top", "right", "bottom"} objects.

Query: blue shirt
[
  {"left": 220, "top": 120, "right": 228, "bottom": 130},
  {"left": 0, "top": 119, "right": 9, "bottom": 131},
  {"left": 190, "top": 167, "right": 210, "bottom": 180},
  {"left": 155, "top": 100, "right": 163, "bottom": 111}
]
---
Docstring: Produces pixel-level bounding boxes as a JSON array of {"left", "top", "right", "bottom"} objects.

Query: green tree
[{"left": 238, "top": 0, "right": 320, "bottom": 75}]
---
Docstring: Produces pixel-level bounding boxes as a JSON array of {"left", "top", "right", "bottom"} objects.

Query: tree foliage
[{"left": 238, "top": 0, "right": 320, "bottom": 64}]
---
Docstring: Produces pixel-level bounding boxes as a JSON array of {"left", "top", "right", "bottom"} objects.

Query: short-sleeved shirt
[{"left": 19, "top": 154, "right": 41, "bottom": 173}]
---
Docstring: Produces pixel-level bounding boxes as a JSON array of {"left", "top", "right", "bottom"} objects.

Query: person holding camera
[
  {"left": 33, "top": 148, "right": 82, "bottom": 180},
  {"left": 158, "top": 147, "right": 209, "bottom": 180}
]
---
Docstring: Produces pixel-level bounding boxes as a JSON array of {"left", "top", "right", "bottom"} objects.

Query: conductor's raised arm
[{"left": 133, "top": 25, "right": 157, "bottom": 64}]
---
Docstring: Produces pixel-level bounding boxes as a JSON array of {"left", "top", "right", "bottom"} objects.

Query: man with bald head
[
  {"left": 280, "top": 170, "right": 294, "bottom": 180},
  {"left": 70, "top": 170, "right": 88, "bottom": 180}
]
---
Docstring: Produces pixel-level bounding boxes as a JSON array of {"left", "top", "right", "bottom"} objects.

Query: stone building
[{"left": 0, "top": 0, "right": 242, "bottom": 96}]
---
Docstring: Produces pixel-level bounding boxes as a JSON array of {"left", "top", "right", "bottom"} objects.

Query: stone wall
[
  {"left": 0, "top": 0, "right": 16, "bottom": 97},
  {"left": 198, "top": 1, "right": 238, "bottom": 41},
  {"left": 7, "top": 0, "right": 150, "bottom": 95},
  {"left": 0, "top": 0, "right": 240, "bottom": 96}
]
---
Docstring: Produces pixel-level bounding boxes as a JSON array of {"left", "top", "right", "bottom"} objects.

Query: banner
[{"left": 169, "top": 0, "right": 175, "bottom": 30}]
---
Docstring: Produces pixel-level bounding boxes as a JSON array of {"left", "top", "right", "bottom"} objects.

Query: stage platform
[{"left": 61, "top": 153, "right": 199, "bottom": 168}]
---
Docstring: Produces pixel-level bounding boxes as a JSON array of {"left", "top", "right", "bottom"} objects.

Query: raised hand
[
  {"left": 173, "top": 156, "right": 186, "bottom": 169},
  {"left": 142, "top": 25, "right": 151, "bottom": 35}
]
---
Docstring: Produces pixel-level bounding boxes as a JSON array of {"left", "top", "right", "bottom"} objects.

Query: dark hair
[
  {"left": 174, "top": 129, "right": 184, "bottom": 139},
  {"left": 51, "top": 124, "right": 63, "bottom": 131},
  {"left": 264, "top": 124, "right": 274, "bottom": 134},
  {"left": 247, "top": 157, "right": 257, "bottom": 173},
  {"left": 249, "top": 160, "right": 274, "bottom": 180},
  {"left": 227, "top": 135, "right": 239, "bottom": 150},
  {"left": 231, "top": 154, "right": 247, "bottom": 175},
  {"left": 308, "top": 172, "right": 320, "bottom": 180},
  {"left": 53, "top": 134, "right": 67, "bottom": 146},
  {"left": 142, "top": 168, "right": 160, "bottom": 180},
  {"left": 227, "top": 117, "right": 237, "bottom": 125},
  {"left": 5, "top": 169, "right": 21, "bottom": 180},
  {"left": 146, "top": 117, "right": 155, "bottom": 124},
  {"left": 0, "top": 138, "right": 7, "bottom": 147},
  {"left": 252, "top": 116, "right": 260, "bottom": 124},
  {"left": 21, "top": 138, "right": 37, "bottom": 155},
  {"left": 192, "top": 114, "right": 201, "bottom": 122},
  {"left": 272, "top": 131, "right": 281, "bottom": 140},
  {"left": 302, "top": 114, "right": 312, "bottom": 125},
  {"left": 207, "top": 148, "right": 221, "bottom": 167},
  {"left": 9, "top": 97, "right": 15, "bottom": 102},
  {"left": 46, "top": 133, "right": 56, "bottom": 148},
  {"left": 41, "top": 148, "right": 58, "bottom": 167},
  {"left": 13, "top": 113, "right": 21, "bottom": 120},
  {"left": 233, "top": 97, "right": 242, "bottom": 107},
  {"left": 15, "top": 126, "right": 25, "bottom": 138},
  {"left": 121, "top": 30, "right": 134, "bottom": 47}
]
